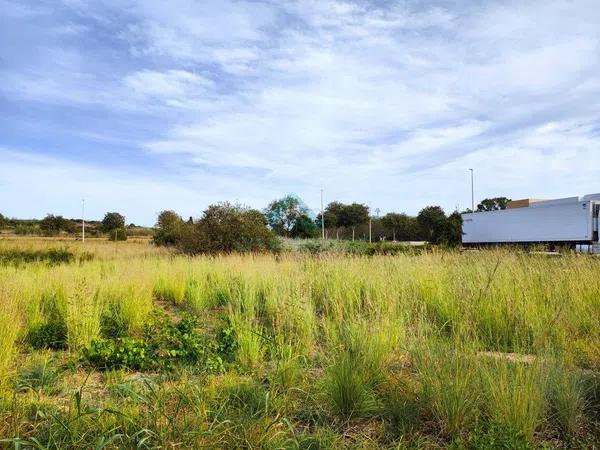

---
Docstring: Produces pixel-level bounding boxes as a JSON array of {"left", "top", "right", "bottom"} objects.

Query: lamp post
[
  {"left": 320, "top": 189, "right": 325, "bottom": 239},
  {"left": 81, "top": 199, "right": 85, "bottom": 242},
  {"left": 469, "top": 169, "right": 475, "bottom": 212}
]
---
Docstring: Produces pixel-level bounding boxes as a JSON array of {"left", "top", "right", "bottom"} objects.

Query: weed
[{"left": 15, "top": 354, "right": 59, "bottom": 395}]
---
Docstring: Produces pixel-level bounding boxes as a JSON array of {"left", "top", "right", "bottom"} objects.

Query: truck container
[{"left": 462, "top": 194, "right": 600, "bottom": 252}]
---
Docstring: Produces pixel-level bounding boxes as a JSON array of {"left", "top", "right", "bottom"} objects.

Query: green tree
[
  {"left": 0, "top": 213, "right": 7, "bottom": 229},
  {"left": 441, "top": 211, "right": 463, "bottom": 246},
  {"left": 154, "top": 210, "right": 184, "bottom": 246},
  {"left": 291, "top": 214, "right": 319, "bottom": 238},
  {"left": 381, "top": 212, "right": 418, "bottom": 241},
  {"left": 101, "top": 212, "right": 125, "bottom": 233},
  {"left": 39, "top": 214, "right": 69, "bottom": 236},
  {"left": 317, "top": 202, "right": 345, "bottom": 239},
  {"left": 477, "top": 197, "right": 512, "bottom": 212},
  {"left": 179, "top": 203, "right": 279, "bottom": 254},
  {"left": 264, "top": 195, "right": 309, "bottom": 236},
  {"left": 417, "top": 206, "right": 447, "bottom": 243},
  {"left": 339, "top": 203, "right": 369, "bottom": 240}
]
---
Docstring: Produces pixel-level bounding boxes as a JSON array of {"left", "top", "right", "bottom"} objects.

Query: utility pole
[
  {"left": 81, "top": 198, "right": 85, "bottom": 243},
  {"left": 469, "top": 168, "right": 475, "bottom": 212},
  {"left": 320, "top": 188, "right": 325, "bottom": 239},
  {"left": 368, "top": 203, "right": 373, "bottom": 243}
]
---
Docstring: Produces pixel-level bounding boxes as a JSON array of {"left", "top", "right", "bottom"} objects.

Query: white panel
[{"left": 462, "top": 201, "right": 593, "bottom": 243}]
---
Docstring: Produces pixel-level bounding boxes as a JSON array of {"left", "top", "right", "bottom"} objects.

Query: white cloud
[{"left": 2, "top": 0, "right": 600, "bottom": 220}]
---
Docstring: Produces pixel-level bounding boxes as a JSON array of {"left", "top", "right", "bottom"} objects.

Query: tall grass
[
  {"left": 0, "top": 283, "right": 20, "bottom": 390},
  {"left": 0, "top": 240, "right": 599, "bottom": 447},
  {"left": 482, "top": 358, "right": 548, "bottom": 442}
]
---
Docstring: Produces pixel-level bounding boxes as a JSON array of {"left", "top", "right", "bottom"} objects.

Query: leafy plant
[
  {"left": 215, "top": 318, "right": 238, "bottom": 360},
  {"left": 81, "top": 337, "right": 149, "bottom": 370},
  {"left": 27, "top": 320, "right": 68, "bottom": 350},
  {"left": 82, "top": 313, "right": 224, "bottom": 372}
]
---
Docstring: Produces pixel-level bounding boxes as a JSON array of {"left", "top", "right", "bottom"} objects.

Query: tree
[
  {"left": 416, "top": 207, "right": 463, "bottom": 246},
  {"left": 154, "top": 210, "right": 184, "bottom": 246},
  {"left": 0, "top": 213, "right": 6, "bottom": 229},
  {"left": 317, "top": 201, "right": 344, "bottom": 238},
  {"left": 417, "top": 206, "right": 447, "bottom": 243},
  {"left": 101, "top": 212, "right": 125, "bottom": 233},
  {"left": 39, "top": 214, "right": 70, "bottom": 236},
  {"left": 381, "top": 212, "right": 417, "bottom": 241},
  {"left": 264, "top": 195, "right": 309, "bottom": 236},
  {"left": 291, "top": 214, "right": 319, "bottom": 238},
  {"left": 477, "top": 197, "right": 511, "bottom": 212},
  {"left": 440, "top": 211, "right": 463, "bottom": 246},
  {"left": 179, "top": 203, "right": 279, "bottom": 254},
  {"left": 338, "top": 203, "right": 369, "bottom": 240}
]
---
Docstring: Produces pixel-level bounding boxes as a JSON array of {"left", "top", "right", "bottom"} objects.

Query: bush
[
  {"left": 107, "top": 228, "right": 128, "bottom": 241},
  {"left": 100, "top": 303, "right": 129, "bottom": 339},
  {"left": 365, "top": 242, "right": 431, "bottom": 255},
  {"left": 460, "top": 423, "right": 530, "bottom": 449},
  {"left": 27, "top": 321, "right": 68, "bottom": 350},
  {"left": 81, "top": 337, "right": 148, "bottom": 370},
  {"left": 179, "top": 203, "right": 280, "bottom": 255},
  {"left": 101, "top": 212, "right": 125, "bottom": 233},
  {"left": 0, "top": 249, "right": 77, "bottom": 266},
  {"left": 82, "top": 313, "right": 224, "bottom": 372},
  {"left": 298, "top": 240, "right": 334, "bottom": 255},
  {"left": 216, "top": 318, "right": 238, "bottom": 360},
  {"left": 153, "top": 210, "right": 184, "bottom": 246}
]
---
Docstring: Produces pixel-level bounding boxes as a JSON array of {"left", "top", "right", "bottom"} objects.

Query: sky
[{"left": 1, "top": 0, "right": 600, "bottom": 225}]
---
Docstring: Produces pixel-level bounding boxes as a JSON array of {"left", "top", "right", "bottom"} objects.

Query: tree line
[
  {"left": 0, "top": 212, "right": 148, "bottom": 240},
  {"left": 1, "top": 195, "right": 511, "bottom": 253},
  {"left": 153, "top": 194, "right": 466, "bottom": 254}
]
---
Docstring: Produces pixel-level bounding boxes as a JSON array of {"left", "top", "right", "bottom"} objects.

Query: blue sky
[{"left": 1, "top": 0, "right": 600, "bottom": 225}]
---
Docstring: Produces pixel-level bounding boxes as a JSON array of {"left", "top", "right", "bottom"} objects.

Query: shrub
[
  {"left": 101, "top": 212, "right": 125, "bottom": 233},
  {"left": 299, "top": 240, "right": 333, "bottom": 255},
  {"left": 82, "top": 337, "right": 148, "bottom": 370},
  {"left": 153, "top": 210, "right": 184, "bottom": 246},
  {"left": 100, "top": 303, "right": 129, "bottom": 339},
  {"left": 216, "top": 318, "right": 238, "bottom": 360},
  {"left": 0, "top": 248, "right": 77, "bottom": 266},
  {"left": 27, "top": 321, "right": 68, "bottom": 350},
  {"left": 107, "top": 228, "right": 127, "bottom": 241},
  {"left": 461, "top": 423, "right": 530, "bottom": 449},
  {"left": 178, "top": 202, "right": 281, "bottom": 255},
  {"left": 82, "top": 313, "right": 224, "bottom": 372}
]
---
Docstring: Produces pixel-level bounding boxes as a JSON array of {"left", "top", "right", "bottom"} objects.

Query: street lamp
[
  {"left": 469, "top": 169, "right": 475, "bottom": 212},
  {"left": 320, "top": 189, "right": 325, "bottom": 239}
]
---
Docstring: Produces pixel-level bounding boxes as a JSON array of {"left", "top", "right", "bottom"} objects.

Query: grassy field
[{"left": 0, "top": 239, "right": 599, "bottom": 449}]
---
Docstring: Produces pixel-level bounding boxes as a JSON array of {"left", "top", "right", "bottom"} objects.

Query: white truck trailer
[{"left": 461, "top": 194, "right": 600, "bottom": 252}]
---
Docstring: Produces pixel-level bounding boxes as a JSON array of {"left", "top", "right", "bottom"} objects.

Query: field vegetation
[{"left": 0, "top": 239, "right": 599, "bottom": 448}]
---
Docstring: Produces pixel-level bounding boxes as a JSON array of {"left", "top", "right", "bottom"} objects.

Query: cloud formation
[{"left": 1, "top": 0, "right": 599, "bottom": 224}]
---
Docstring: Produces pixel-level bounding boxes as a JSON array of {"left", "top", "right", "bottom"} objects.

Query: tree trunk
[
  {"left": 352, "top": 227, "right": 355, "bottom": 241},
  {"left": 393, "top": 229, "right": 396, "bottom": 241}
]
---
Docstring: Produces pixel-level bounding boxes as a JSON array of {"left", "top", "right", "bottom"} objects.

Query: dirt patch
[{"left": 478, "top": 351, "right": 537, "bottom": 364}]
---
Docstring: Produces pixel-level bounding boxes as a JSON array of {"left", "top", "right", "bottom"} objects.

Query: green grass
[{"left": 0, "top": 239, "right": 599, "bottom": 448}]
